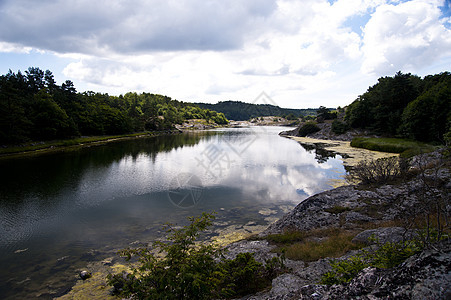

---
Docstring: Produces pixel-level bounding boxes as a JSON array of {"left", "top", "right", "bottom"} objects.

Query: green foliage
[
  {"left": 345, "top": 71, "right": 450, "bottom": 143},
  {"left": 107, "top": 213, "right": 286, "bottom": 299},
  {"left": 265, "top": 231, "right": 306, "bottom": 244},
  {"left": 399, "top": 79, "right": 451, "bottom": 142},
  {"left": 0, "top": 68, "right": 228, "bottom": 145},
  {"left": 345, "top": 156, "right": 406, "bottom": 184},
  {"left": 196, "top": 100, "right": 316, "bottom": 121},
  {"left": 321, "top": 238, "right": 420, "bottom": 285},
  {"left": 298, "top": 121, "right": 321, "bottom": 137},
  {"left": 316, "top": 106, "right": 337, "bottom": 121},
  {"left": 321, "top": 256, "right": 367, "bottom": 285},
  {"left": 350, "top": 137, "right": 435, "bottom": 156},
  {"left": 283, "top": 232, "right": 361, "bottom": 262},
  {"left": 331, "top": 120, "right": 350, "bottom": 134}
]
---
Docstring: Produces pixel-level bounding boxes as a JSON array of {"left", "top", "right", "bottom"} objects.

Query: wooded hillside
[
  {"left": 0, "top": 67, "right": 228, "bottom": 145},
  {"left": 345, "top": 71, "right": 450, "bottom": 143}
]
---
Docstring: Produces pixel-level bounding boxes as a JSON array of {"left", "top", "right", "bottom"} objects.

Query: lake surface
[{"left": 0, "top": 126, "right": 346, "bottom": 299}]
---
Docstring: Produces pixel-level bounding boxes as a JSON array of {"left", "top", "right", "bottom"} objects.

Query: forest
[
  {"left": 196, "top": 101, "right": 318, "bottom": 121},
  {"left": 0, "top": 67, "right": 228, "bottom": 145},
  {"left": 344, "top": 71, "right": 450, "bottom": 143}
]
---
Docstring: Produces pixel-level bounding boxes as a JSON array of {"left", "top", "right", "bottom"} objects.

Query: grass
[
  {"left": 350, "top": 137, "right": 436, "bottom": 157},
  {"left": 265, "top": 228, "right": 364, "bottom": 262},
  {"left": 0, "top": 131, "right": 171, "bottom": 157},
  {"left": 264, "top": 230, "right": 306, "bottom": 244},
  {"left": 284, "top": 232, "right": 361, "bottom": 261}
]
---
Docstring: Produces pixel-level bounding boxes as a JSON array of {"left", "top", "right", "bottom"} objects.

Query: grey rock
[
  {"left": 323, "top": 240, "right": 451, "bottom": 299},
  {"left": 298, "top": 284, "right": 328, "bottom": 299},
  {"left": 351, "top": 227, "right": 414, "bottom": 245},
  {"left": 224, "top": 240, "right": 277, "bottom": 263},
  {"left": 345, "top": 211, "right": 374, "bottom": 223},
  {"left": 269, "top": 273, "right": 304, "bottom": 297},
  {"left": 79, "top": 270, "right": 92, "bottom": 280}
]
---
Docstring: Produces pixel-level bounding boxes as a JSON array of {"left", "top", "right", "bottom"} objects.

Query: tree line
[
  {"left": 0, "top": 67, "right": 228, "bottom": 145},
  {"left": 196, "top": 100, "right": 317, "bottom": 121},
  {"left": 344, "top": 71, "right": 450, "bottom": 143}
]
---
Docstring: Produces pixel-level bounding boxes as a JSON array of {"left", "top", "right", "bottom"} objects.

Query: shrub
[
  {"left": 331, "top": 120, "right": 349, "bottom": 135},
  {"left": 107, "top": 213, "right": 286, "bottom": 299},
  {"left": 298, "top": 121, "right": 321, "bottom": 137},
  {"left": 321, "top": 238, "right": 419, "bottom": 285},
  {"left": 350, "top": 137, "right": 435, "bottom": 157},
  {"left": 320, "top": 255, "right": 367, "bottom": 285},
  {"left": 265, "top": 231, "right": 306, "bottom": 244},
  {"left": 346, "top": 156, "right": 406, "bottom": 184},
  {"left": 284, "top": 232, "right": 360, "bottom": 261}
]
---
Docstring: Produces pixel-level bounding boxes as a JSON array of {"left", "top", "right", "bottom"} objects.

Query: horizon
[{"left": 1, "top": 0, "right": 450, "bottom": 109}]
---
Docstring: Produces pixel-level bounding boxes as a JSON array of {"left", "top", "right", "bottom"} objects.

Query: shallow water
[{"left": 0, "top": 126, "right": 346, "bottom": 299}]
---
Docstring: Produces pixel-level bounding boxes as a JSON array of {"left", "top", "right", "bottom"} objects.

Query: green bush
[
  {"left": 345, "top": 157, "right": 406, "bottom": 184},
  {"left": 107, "top": 213, "right": 286, "bottom": 299},
  {"left": 350, "top": 137, "right": 435, "bottom": 157},
  {"left": 321, "top": 238, "right": 419, "bottom": 285},
  {"left": 321, "top": 255, "right": 367, "bottom": 285},
  {"left": 331, "top": 120, "right": 349, "bottom": 135},
  {"left": 298, "top": 121, "right": 321, "bottom": 137},
  {"left": 283, "top": 232, "right": 361, "bottom": 262}
]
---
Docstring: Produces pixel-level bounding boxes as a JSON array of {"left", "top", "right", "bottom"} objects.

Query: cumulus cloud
[
  {"left": 361, "top": 0, "right": 451, "bottom": 74},
  {"left": 0, "top": 0, "right": 278, "bottom": 54},
  {"left": 1, "top": 0, "right": 450, "bottom": 107}
]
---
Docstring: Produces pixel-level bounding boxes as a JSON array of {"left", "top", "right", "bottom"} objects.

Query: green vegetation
[
  {"left": 297, "top": 121, "right": 321, "bottom": 137},
  {"left": 196, "top": 100, "right": 316, "bottom": 121},
  {"left": 345, "top": 71, "right": 450, "bottom": 143},
  {"left": 320, "top": 233, "right": 441, "bottom": 285},
  {"left": 265, "top": 228, "right": 363, "bottom": 262},
  {"left": 316, "top": 106, "right": 337, "bottom": 122},
  {"left": 0, "top": 67, "right": 228, "bottom": 145},
  {"left": 346, "top": 156, "right": 408, "bottom": 184},
  {"left": 107, "top": 213, "right": 286, "bottom": 299},
  {"left": 331, "top": 120, "right": 349, "bottom": 134},
  {"left": 283, "top": 232, "right": 360, "bottom": 262},
  {"left": 350, "top": 137, "right": 436, "bottom": 156},
  {"left": 0, "top": 131, "right": 168, "bottom": 156},
  {"left": 264, "top": 230, "right": 306, "bottom": 244}
]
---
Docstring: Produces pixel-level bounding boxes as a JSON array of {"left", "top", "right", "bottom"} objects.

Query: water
[{"left": 0, "top": 126, "right": 345, "bottom": 299}]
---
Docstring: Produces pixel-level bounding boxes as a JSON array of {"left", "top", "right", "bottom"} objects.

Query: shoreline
[
  {"left": 286, "top": 135, "right": 398, "bottom": 167},
  {"left": 0, "top": 130, "right": 182, "bottom": 159},
  {"left": 57, "top": 133, "right": 401, "bottom": 299}
]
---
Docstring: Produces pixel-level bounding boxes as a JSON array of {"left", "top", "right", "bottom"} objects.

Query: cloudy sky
[{"left": 0, "top": 0, "right": 450, "bottom": 108}]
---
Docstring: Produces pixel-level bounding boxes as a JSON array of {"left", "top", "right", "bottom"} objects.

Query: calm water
[{"left": 0, "top": 126, "right": 345, "bottom": 299}]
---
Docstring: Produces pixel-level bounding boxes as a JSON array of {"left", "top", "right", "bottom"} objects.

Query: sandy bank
[{"left": 287, "top": 136, "right": 398, "bottom": 167}]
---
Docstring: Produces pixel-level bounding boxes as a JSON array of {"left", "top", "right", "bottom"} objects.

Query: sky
[{"left": 0, "top": 0, "right": 450, "bottom": 109}]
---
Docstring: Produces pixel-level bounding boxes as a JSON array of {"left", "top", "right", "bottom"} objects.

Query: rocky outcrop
[
  {"left": 232, "top": 152, "right": 451, "bottom": 299},
  {"left": 324, "top": 240, "right": 451, "bottom": 299},
  {"left": 279, "top": 121, "right": 371, "bottom": 141}
]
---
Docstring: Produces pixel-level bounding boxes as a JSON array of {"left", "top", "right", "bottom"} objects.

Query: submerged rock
[{"left": 79, "top": 270, "right": 92, "bottom": 280}]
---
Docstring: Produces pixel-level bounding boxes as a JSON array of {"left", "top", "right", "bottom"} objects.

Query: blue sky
[{"left": 0, "top": 0, "right": 450, "bottom": 108}]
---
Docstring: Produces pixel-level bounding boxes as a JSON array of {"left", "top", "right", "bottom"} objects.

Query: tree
[
  {"left": 400, "top": 80, "right": 451, "bottom": 142},
  {"left": 25, "top": 67, "right": 45, "bottom": 93},
  {"left": 29, "top": 89, "right": 74, "bottom": 140}
]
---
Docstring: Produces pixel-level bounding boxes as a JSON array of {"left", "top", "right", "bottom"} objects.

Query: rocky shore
[
  {"left": 223, "top": 148, "right": 451, "bottom": 299},
  {"left": 58, "top": 131, "right": 450, "bottom": 299}
]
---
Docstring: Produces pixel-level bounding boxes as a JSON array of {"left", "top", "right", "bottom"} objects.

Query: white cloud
[
  {"left": 1, "top": 0, "right": 450, "bottom": 108},
  {"left": 361, "top": 0, "right": 451, "bottom": 74},
  {"left": 0, "top": 42, "right": 32, "bottom": 53}
]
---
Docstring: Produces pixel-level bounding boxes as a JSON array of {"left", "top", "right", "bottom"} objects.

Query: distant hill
[{"left": 195, "top": 100, "right": 318, "bottom": 121}]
